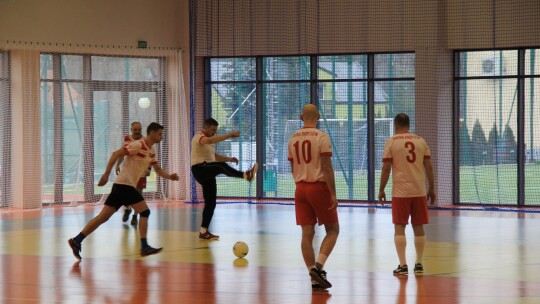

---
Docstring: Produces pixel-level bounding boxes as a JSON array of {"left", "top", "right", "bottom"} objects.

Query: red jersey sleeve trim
[
  {"left": 320, "top": 152, "right": 333, "bottom": 156},
  {"left": 382, "top": 157, "right": 392, "bottom": 162},
  {"left": 151, "top": 161, "right": 158, "bottom": 165},
  {"left": 424, "top": 155, "right": 431, "bottom": 159}
]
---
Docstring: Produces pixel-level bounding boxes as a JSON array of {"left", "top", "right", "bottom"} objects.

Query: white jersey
[
  {"left": 288, "top": 127, "right": 332, "bottom": 183},
  {"left": 115, "top": 139, "right": 157, "bottom": 188},
  {"left": 382, "top": 132, "right": 431, "bottom": 197},
  {"left": 191, "top": 131, "right": 216, "bottom": 166},
  {"left": 122, "top": 134, "right": 147, "bottom": 179},
  {"left": 123, "top": 134, "right": 138, "bottom": 146}
]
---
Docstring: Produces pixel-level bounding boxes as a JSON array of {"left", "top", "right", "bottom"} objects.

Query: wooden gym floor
[{"left": 1, "top": 202, "right": 540, "bottom": 303}]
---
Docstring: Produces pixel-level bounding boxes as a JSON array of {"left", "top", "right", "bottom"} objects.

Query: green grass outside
[{"left": 42, "top": 163, "right": 540, "bottom": 205}]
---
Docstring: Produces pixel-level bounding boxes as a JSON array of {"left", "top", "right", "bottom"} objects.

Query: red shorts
[
  {"left": 391, "top": 196, "right": 429, "bottom": 225},
  {"left": 294, "top": 182, "right": 339, "bottom": 226},
  {"left": 136, "top": 177, "right": 147, "bottom": 190}
]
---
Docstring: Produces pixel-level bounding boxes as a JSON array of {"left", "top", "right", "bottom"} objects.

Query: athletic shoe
[
  {"left": 309, "top": 267, "right": 332, "bottom": 289},
  {"left": 68, "top": 238, "right": 82, "bottom": 261},
  {"left": 393, "top": 264, "right": 408, "bottom": 275},
  {"left": 122, "top": 208, "right": 132, "bottom": 222},
  {"left": 414, "top": 263, "right": 424, "bottom": 274},
  {"left": 245, "top": 162, "right": 259, "bottom": 183},
  {"left": 199, "top": 231, "right": 220, "bottom": 240},
  {"left": 311, "top": 280, "right": 327, "bottom": 291},
  {"left": 131, "top": 215, "right": 138, "bottom": 226},
  {"left": 140, "top": 246, "right": 163, "bottom": 257}
]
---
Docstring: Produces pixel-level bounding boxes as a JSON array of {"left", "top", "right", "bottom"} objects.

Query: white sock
[
  {"left": 200, "top": 227, "right": 207, "bottom": 234},
  {"left": 415, "top": 236, "right": 426, "bottom": 264},
  {"left": 394, "top": 235, "right": 407, "bottom": 266}
]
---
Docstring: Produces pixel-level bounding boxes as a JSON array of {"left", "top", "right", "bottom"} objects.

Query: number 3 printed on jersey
[
  {"left": 293, "top": 140, "right": 312, "bottom": 164},
  {"left": 405, "top": 141, "right": 416, "bottom": 163}
]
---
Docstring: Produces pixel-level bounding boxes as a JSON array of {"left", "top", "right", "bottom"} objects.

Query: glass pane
[
  {"left": 458, "top": 50, "right": 518, "bottom": 77},
  {"left": 61, "top": 55, "right": 83, "bottom": 80},
  {"left": 63, "top": 83, "right": 84, "bottom": 201},
  {"left": 318, "top": 55, "right": 367, "bottom": 79},
  {"left": 525, "top": 78, "right": 540, "bottom": 205},
  {"left": 263, "top": 83, "right": 310, "bottom": 198},
  {"left": 525, "top": 49, "right": 540, "bottom": 75},
  {"left": 93, "top": 91, "right": 123, "bottom": 195},
  {"left": 374, "top": 81, "right": 416, "bottom": 128},
  {"left": 263, "top": 56, "right": 310, "bottom": 80},
  {"left": 459, "top": 79, "right": 518, "bottom": 204},
  {"left": 129, "top": 92, "right": 158, "bottom": 192},
  {"left": 40, "top": 54, "right": 53, "bottom": 80},
  {"left": 210, "top": 58, "right": 255, "bottom": 81},
  {"left": 319, "top": 81, "right": 368, "bottom": 108},
  {"left": 210, "top": 83, "right": 257, "bottom": 197},
  {"left": 92, "top": 56, "right": 161, "bottom": 81},
  {"left": 374, "top": 80, "right": 416, "bottom": 200},
  {"left": 318, "top": 83, "right": 369, "bottom": 201},
  {"left": 41, "top": 82, "right": 54, "bottom": 203},
  {"left": 375, "top": 53, "right": 415, "bottom": 78}
]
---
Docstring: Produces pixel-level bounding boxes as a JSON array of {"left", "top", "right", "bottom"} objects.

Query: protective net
[
  {"left": 190, "top": 0, "right": 444, "bottom": 205},
  {"left": 0, "top": 51, "right": 10, "bottom": 208},
  {"left": 190, "top": 0, "right": 540, "bottom": 208},
  {"left": 0, "top": 44, "right": 190, "bottom": 208},
  {"left": 1, "top": 0, "right": 539, "bottom": 209},
  {"left": 457, "top": 49, "right": 540, "bottom": 206}
]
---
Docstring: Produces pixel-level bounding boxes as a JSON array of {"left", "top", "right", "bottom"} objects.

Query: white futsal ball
[{"left": 233, "top": 241, "right": 249, "bottom": 258}]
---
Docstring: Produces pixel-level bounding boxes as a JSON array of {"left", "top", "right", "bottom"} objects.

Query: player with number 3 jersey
[{"left": 378, "top": 113, "right": 436, "bottom": 276}]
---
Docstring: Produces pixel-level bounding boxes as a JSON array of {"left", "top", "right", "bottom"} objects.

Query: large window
[
  {"left": 40, "top": 54, "right": 165, "bottom": 204},
  {"left": 0, "top": 52, "right": 11, "bottom": 207},
  {"left": 456, "top": 49, "right": 540, "bottom": 205},
  {"left": 206, "top": 53, "right": 415, "bottom": 201}
]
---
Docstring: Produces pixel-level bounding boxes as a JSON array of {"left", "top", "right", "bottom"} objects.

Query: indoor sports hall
[{"left": 1, "top": 1, "right": 540, "bottom": 303}]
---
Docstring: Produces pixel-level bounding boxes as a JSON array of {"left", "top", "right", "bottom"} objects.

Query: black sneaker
[
  {"left": 131, "top": 215, "right": 138, "bottom": 226},
  {"left": 311, "top": 280, "right": 325, "bottom": 291},
  {"left": 122, "top": 208, "right": 132, "bottom": 222},
  {"left": 393, "top": 264, "right": 408, "bottom": 275},
  {"left": 414, "top": 263, "right": 423, "bottom": 274},
  {"left": 140, "top": 246, "right": 163, "bottom": 257},
  {"left": 309, "top": 267, "right": 332, "bottom": 289},
  {"left": 68, "top": 238, "right": 82, "bottom": 261}
]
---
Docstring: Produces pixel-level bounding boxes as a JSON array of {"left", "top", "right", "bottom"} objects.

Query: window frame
[
  {"left": 205, "top": 52, "right": 415, "bottom": 202},
  {"left": 40, "top": 53, "right": 167, "bottom": 204}
]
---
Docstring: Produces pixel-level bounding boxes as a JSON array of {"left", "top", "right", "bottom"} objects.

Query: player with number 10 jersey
[{"left": 288, "top": 128, "right": 332, "bottom": 183}]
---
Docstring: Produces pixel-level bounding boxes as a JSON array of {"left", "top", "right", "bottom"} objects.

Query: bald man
[{"left": 287, "top": 104, "right": 340, "bottom": 290}]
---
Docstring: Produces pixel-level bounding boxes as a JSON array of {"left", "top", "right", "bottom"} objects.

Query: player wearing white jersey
[
  {"left": 287, "top": 104, "right": 339, "bottom": 290},
  {"left": 68, "top": 122, "right": 180, "bottom": 261},
  {"left": 115, "top": 122, "right": 150, "bottom": 226},
  {"left": 191, "top": 118, "right": 258, "bottom": 240},
  {"left": 378, "top": 113, "right": 436, "bottom": 276}
]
